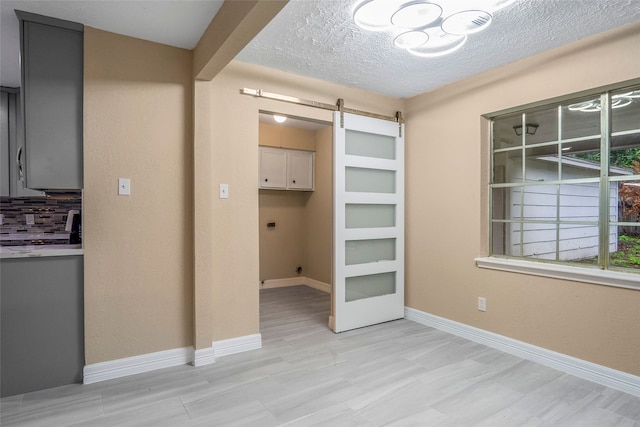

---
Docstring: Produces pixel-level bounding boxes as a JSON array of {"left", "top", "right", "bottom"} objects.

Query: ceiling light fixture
[
  {"left": 391, "top": 2, "right": 442, "bottom": 29},
  {"left": 273, "top": 115, "right": 287, "bottom": 123},
  {"left": 394, "top": 31, "right": 430, "bottom": 49},
  {"left": 352, "top": 0, "right": 514, "bottom": 58}
]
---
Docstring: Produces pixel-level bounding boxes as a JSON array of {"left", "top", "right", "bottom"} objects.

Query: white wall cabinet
[{"left": 259, "top": 147, "right": 314, "bottom": 191}]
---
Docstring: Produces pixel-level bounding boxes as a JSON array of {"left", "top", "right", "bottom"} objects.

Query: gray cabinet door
[
  {"left": 2, "top": 89, "right": 44, "bottom": 197},
  {"left": 1, "top": 256, "right": 84, "bottom": 397},
  {"left": 17, "top": 11, "right": 83, "bottom": 190},
  {"left": 1, "top": 91, "right": 9, "bottom": 196}
]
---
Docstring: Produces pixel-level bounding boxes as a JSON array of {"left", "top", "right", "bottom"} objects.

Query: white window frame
[{"left": 478, "top": 80, "right": 640, "bottom": 291}]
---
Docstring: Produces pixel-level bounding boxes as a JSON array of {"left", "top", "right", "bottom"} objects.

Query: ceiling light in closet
[{"left": 273, "top": 115, "right": 287, "bottom": 123}]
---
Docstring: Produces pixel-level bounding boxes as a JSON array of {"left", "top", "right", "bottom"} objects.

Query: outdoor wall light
[
  {"left": 353, "top": 0, "right": 515, "bottom": 57},
  {"left": 513, "top": 123, "right": 539, "bottom": 136}
]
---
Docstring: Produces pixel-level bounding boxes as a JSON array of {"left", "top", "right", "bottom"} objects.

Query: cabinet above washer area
[{"left": 259, "top": 146, "right": 315, "bottom": 191}]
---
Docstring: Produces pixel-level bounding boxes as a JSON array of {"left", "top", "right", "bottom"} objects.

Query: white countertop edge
[
  {"left": 0, "top": 233, "right": 70, "bottom": 240},
  {"left": 475, "top": 257, "right": 640, "bottom": 291},
  {"left": 0, "top": 247, "right": 83, "bottom": 259}
]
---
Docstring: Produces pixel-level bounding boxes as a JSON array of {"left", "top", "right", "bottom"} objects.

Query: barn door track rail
[{"left": 240, "top": 87, "right": 403, "bottom": 135}]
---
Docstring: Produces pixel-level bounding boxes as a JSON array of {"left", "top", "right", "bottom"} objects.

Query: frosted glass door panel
[
  {"left": 345, "top": 272, "right": 396, "bottom": 302},
  {"left": 346, "top": 204, "right": 395, "bottom": 228},
  {"left": 334, "top": 111, "right": 404, "bottom": 333},
  {"left": 346, "top": 130, "right": 396, "bottom": 160},
  {"left": 346, "top": 238, "right": 396, "bottom": 265},
  {"left": 346, "top": 167, "right": 395, "bottom": 193}
]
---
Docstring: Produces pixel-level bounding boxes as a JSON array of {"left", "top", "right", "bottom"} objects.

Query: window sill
[{"left": 475, "top": 257, "right": 640, "bottom": 291}]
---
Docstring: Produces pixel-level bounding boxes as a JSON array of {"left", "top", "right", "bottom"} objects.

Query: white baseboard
[
  {"left": 405, "top": 307, "right": 640, "bottom": 398},
  {"left": 213, "top": 333, "right": 262, "bottom": 358},
  {"left": 83, "top": 346, "right": 193, "bottom": 385},
  {"left": 261, "top": 277, "right": 304, "bottom": 289},
  {"left": 260, "top": 277, "right": 331, "bottom": 294},
  {"left": 84, "top": 333, "right": 264, "bottom": 384},
  {"left": 303, "top": 277, "right": 332, "bottom": 294},
  {"left": 193, "top": 346, "right": 216, "bottom": 367}
]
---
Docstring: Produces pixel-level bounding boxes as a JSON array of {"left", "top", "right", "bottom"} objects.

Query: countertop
[{"left": 0, "top": 244, "right": 83, "bottom": 259}]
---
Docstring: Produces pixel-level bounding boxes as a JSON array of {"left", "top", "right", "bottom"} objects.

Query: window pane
[
  {"left": 611, "top": 86, "right": 640, "bottom": 134},
  {"left": 522, "top": 185, "right": 558, "bottom": 221},
  {"left": 610, "top": 226, "right": 640, "bottom": 271},
  {"left": 524, "top": 106, "right": 558, "bottom": 145},
  {"left": 345, "top": 272, "right": 395, "bottom": 302},
  {"left": 525, "top": 146, "right": 559, "bottom": 182},
  {"left": 345, "top": 238, "right": 395, "bottom": 265},
  {"left": 519, "top": 222, "right": 557, "bottom": 260},
  {"left": 491, "top": 188, "right": 513, "bottom": 221},
  {"left": 561, "top": 143, "right": 601, "bottom": 178},
  {"left": 346, "top": 130, "right": 396, "bottom": 160},
  {"left": 346, "top": 167, "right": 395, "bottom": 193},
  {"left": 346, "top": 204, "right": 395, "bottom": 228},
  {"left": 562, "top": 97, "right": 601, "bottom": 140},
  {"left": 559, "top": 224, "right": 599, "bottom": 265},
  {"left": 493, "top": 113, "right": 522, "bottom": 150},
  {"left": 491, "top": 220, "right": 509, "bottom": 256},
  {"left": 559, "top": 183, "right": 600, "bottom": 222},
  {"left": 616, "top": 179, "right": 640, "bottom": 225},
  {"left": 493, "top": 150, "right": 522, "bottom": 184},
  {"left": 610, "top": 86, "right": 640, "bottom": 174}
]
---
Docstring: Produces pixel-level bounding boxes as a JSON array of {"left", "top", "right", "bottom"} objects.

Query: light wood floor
[{"left": 2, "top": 285, "right": 639, "bottom": 426}]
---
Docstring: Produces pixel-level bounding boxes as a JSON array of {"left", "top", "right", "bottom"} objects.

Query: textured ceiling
[
  {"left": 236, "top": 0, "right": 640, "bottom": 99},
  {"left": 0, "top": 0, "right": 224, "bottom": 87},
  {"left": 1, "top": 0, "right": 639, "bottom": 98}
]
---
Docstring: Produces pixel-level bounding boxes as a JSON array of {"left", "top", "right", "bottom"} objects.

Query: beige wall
[
  {"left": 259, "top": 190, "right": 309, "bottom": 281},
  {"left": 84, "top": 28, "right": 194, "bottom": 364},
  {"left": 405, "top": 22, "right": 640, "bottom": 375},
  {"left": 199, "top": 61, "right": 402, "bottom": 341},
  {"left": 259, "top": 122, "right": 316, "bottom": 151},
  {"left": 304, "top": 126, "right": 333, "bottom": 285}
]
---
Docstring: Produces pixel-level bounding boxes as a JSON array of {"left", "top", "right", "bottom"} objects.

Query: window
[{"left": 489, "top": 84, "right": 640, "bottom": 275}]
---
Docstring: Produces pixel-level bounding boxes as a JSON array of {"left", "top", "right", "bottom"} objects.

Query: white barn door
[{"left": 332, "top": 112, "right": 404, "bottom": 333}]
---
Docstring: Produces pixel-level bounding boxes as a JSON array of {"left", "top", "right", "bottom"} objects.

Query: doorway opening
[{"left": 258, "top": 111, "right": 333, "bottom": 331}]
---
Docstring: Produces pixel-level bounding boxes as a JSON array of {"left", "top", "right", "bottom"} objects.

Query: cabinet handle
[
  {"left": 293, "top": 180, "right": 296, "bottom": 184},
  {"left": 265, "top": 178, "right": 268, "bottom": 182},
  {"left": 16, "top": 146, "right": 24, "bottom": 180}
]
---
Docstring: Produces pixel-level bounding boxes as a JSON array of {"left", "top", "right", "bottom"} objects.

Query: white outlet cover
[
  {"left": 219, "top": 183, "right": 229, "bottom": 199},
  {"left": 118, "top": 178, "right": 131, "bottom": 196}
]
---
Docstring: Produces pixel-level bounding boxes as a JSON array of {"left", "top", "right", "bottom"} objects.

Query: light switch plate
[
  {"left": 219, "top": 183, "right": 229, "bottom": 199},
  {"left": 119, "top": 178, "right": 131, "bottom": 196}
]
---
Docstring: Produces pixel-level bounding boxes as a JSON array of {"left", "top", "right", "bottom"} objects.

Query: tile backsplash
[{"left": 0, "top": 196, "right": 82, "bottom": 246}]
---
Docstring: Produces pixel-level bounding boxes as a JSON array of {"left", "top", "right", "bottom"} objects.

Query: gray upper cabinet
[
  {"left": 16, "top": 11, "right": 83, "bottom": 190},
  {"left": 0, "top": 88, "right": 44, "bottom": 197},
  {"left": 1, "top": 91, "right": 10, "bottom": 196}
]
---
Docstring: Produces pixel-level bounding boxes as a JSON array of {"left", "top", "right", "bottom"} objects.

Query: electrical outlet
[
  {"left": 219, "top": 183, "right": 229, "bottom": 199},
  {"left": 118, "top": 178, "right": 131, "bottom": 195},
  {"left": 478, "top": 297, "right": 487, "bottom": 312},
  {"left": 25, "top": 214, "right": 35, "bottom": 225}
]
